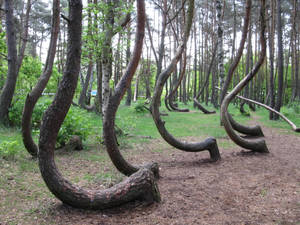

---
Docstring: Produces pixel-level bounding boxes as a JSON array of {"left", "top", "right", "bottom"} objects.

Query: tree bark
[
  {"left": 38, "top": 0, "right": 160, "bottom": 209},
  {"left": 101, "top": 0, "right": 114, "bottom": 119},
  {"left": 220, "top": 0, "right": 269, "bottom": 153},
  {"left": 102, "top": 0, "right": 159, "bottom": 177},
  {"left": 220, "top": 0, "right": 251, "bottom": 104},
  {"left": 0, "top": 0, "right": 18, "bottom": 125},
  {"left": 22, "top": 0, "right": 60, "bottom": 157},
  {"left": 151, "top": 0, "right": 220, "bottom": 162},
  {"left": 216, "top": 0, "right": 224, "bottom": 107},
  {"left": 274, "top": 0, "right": 284, "bottom": 120},
  {"left": 267, "top": 0, "right": 276, "bottom": 119}
]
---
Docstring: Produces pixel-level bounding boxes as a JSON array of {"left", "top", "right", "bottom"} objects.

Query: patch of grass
[{"left": 260, "top": 188, "right": 268, "bottom": 197}]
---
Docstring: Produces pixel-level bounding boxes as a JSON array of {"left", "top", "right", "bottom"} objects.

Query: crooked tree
[{"left": 38, "top": 0, "right": 160, "bottom": 209}]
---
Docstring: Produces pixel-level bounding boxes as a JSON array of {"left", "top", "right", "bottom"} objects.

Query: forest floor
[{"left": 1, "top": 113, "right": 300, "bottom": 225}]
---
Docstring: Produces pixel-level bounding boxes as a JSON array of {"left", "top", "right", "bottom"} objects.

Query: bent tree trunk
[
  {"left": 38, "top": 0, "right": 160, "bottom": 210},
  {"left": 22, "top": 0, "right": 60, "bottom": 157},
  {"left": 232, "top": 94, "right": 300, "bottom": 132},
  {"left": 151, "top": 0, "right": 221, "bottom": 162},
  {"left": 220, "top": 0, "right": 269, "bottom": 153},
  {"left": 102, "top": 0, "right": 159, "bottom": 178},
  {"left": 193, "top": 43, "right": 218, "bottom": 114},
  {"left": 166, "top": 49, "right": 189, "bottom": 112},
  {"left": 0, "top": 0, "right": 18, "bottom": 125}
]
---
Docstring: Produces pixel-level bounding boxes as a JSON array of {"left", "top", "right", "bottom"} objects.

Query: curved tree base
[
  {"left": 37, "top": 0, "right": 160, "bottom": 211},
  {"left": 150, "top": 0, "right": 220, "bottom": 163},
  {"left": 39, "top": 151, "right": 161, "bottom": 210},
  {"left": 22, "top": 94, "right": 39, "bottom": 157},
  {"left": 220, "top": 0, "right": 269, "bottom": 154},
  {"left": 228, "top": 113, "right": 264, "bottom": 137},
  {"left": 193, "top": 99, "right": 216, "bottom": 114},
  {"left": 168, "top": 98, "right": 189, "bottom": 112}
]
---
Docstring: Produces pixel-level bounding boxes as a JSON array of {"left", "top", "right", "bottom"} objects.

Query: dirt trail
[{"left": 41, "top": 125, "right": 300, "bottom": 225}]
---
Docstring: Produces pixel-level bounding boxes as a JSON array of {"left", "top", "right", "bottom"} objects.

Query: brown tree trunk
[
  {"left": 220, "top": 0, "right": 269, "bottom": 153},
  {"left": 38, "top": 0, "right": 160, "bottom": 209},
  {"left": 22, "top": 0, "right": 60, "bottom": 157},
  {"left": 102, "top": 0, "right": 159, "bottom": 177},
  {"left": 274, "top": 0, "right": 284, "bottom": 120},
  {"left": 0, "top": 0, "right": 18, "bottom": 125},
  {"left": 268, "top": 0, "right": 276, "bottom": 119},
  {"left": 151, "top": 0, "right": 220, "bottom": 162},
  {"left": 220, "top": 0, "right": 251, "bottom": 104}
]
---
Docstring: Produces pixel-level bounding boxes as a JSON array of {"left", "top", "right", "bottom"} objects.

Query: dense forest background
[{"left": 0, "top": 0, "right": 299, "bottom": 127}]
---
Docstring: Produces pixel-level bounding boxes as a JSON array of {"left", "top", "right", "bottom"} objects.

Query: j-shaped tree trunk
[
  {"left": 38, "top": 0, "right": 160, "bottom": 209},
  {"left": 166, "top": 49, "right": 189, "bottom": 112},
  {"left": 193, "top": 42, "right": 218, "bottom": 114},
  {"left": 102, "top": 0, "right": 159, "bottom": 178},
  {"left": 22, "top": 0, "right": 60, "bottom": 157},
  {"left": 221, "top": 0, "right": 269, "bottom": 153},
  {"left": 220, "top": 0, "right": 251, "bottom": 104},
  {"left": 151, "top": 0, "right": 221, "bottom": 162}
]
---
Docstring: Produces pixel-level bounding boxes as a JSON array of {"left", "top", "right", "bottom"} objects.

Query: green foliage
[
  {"left": 8, "top": 97, "right": 92, "bottom": 147},
  {"left": 0, "top": 27, "right": 7, "bottom": 90},
  {"left": 16, "top": 56, "right": 43, "bottom": 95},
  {"left": 133, "top": 101, "right": 147, "bottom": 113},
  {"left": 44, "top": 66, "right": 62, "bottom": 93},
  {"left": 9, "top": 96, "right": 52, "bottom": 129},
  {"left": 56, "top": 107, "right": 91, "bottom": 147},
  {"left": 0, "top": 141, "right": 20, "bottom": 160}
]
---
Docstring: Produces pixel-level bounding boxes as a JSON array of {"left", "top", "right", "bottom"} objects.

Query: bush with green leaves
[
  {"left": 9, "top": 97, "right": 92, "bottom": 147},
  {"left": 134, "top": 101, "right": 147, "bottom": 113},
  {"left": 56, "top": 107, "right": 91, "bottom": 147},
  {"left": 0, "top": 141, "right": 20, "bottom": 160}
]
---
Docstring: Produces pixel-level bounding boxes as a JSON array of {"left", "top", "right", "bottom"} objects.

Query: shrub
[
  {"left": 9, "top": 97, "right": 92, "bottom": 148},
  {"left": 0, "top": 141, "right": 20, "bottom": 160},
  {"left": 56, "top": 107, "right": 91, "bottom": 147},
  {"left": 134, "top": 101, "right": 147, "bottom": 113}
]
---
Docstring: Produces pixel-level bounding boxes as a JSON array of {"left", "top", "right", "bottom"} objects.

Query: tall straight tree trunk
[
  {"left": 268, "top": 0, "right": 276, "bottom": 119},
  {"left": 274, "top": 0, "right": 284, "bottom": 120},
  {"left": 125, "top": 22, "right": 132, "bottom": 106},
  {"left": 0, "top": 0, "right": 18, "bottom": 125},
  {"left": 101, "top": 0, "right": 114, "bottom": 117},
  {"left": 78, "top": 0, "right": 93, "bottom": 108},
  {"left": 155, "top": 0, "right": 167, "bottom": 83},
  {"left": 216, "top": 0, "right": 224, "bottom": 107}
]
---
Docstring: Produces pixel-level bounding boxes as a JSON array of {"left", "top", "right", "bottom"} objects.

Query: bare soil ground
[{"left": 1, "top": 125, "right": 300, "bottom": 225}]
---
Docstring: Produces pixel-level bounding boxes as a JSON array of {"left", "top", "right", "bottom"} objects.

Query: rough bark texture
[
  {"left": 38, "top": 0, "right": 160, "bottom": 209},
  {"left": 22, "top": 0, "right": 60, "bottom": 157},
  {"left": 220, "top": 0, "right": 269, "bottom": 153},
  {"left": 151, "top": 0, "right": 220, "bottom": 162},
  {"left": 101, "top": 0, "right": 114, "bottom": 118},
  {"left": 0, "top": 0, "right": 18, "bottom": 125},
  {"left": 102, "top": 0, "right": 159, "bottom": 178}
]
